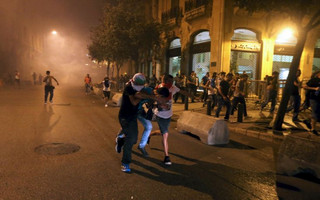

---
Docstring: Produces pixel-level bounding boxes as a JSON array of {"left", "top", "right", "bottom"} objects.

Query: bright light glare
[
  {"left": 51, "top": 30, "right": 57, "bottom": 35},
  {"left": 276, "top": 28, "right": 296, "bottom": 45}
]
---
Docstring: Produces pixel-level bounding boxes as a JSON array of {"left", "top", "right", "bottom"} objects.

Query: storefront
[
  {"left": 168, "top": 38, "right": 181, "bottom": 76},
  {"left": 230, "top": 29, "right": 261, "bottom": 80},
  {"left": 313, "top": 39, "right": 320, "bottom": 73},
  {"left": 190, "top": 31, "right": 211, "bottom": 81}
]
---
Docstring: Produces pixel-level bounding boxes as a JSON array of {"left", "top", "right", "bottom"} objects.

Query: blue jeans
[
  {"left": 137, "top": 114, "right": 152, "bottom": 148},
  {"left": 119, "top": 116, "right": 138, "bottom": 164}
]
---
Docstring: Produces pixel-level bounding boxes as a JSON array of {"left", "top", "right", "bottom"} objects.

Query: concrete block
[
  {"left": 111, "top": 93, "right": 122, "bottom": 107},
  {"left": 277, "top": 133, "right": 320, "bottom": 179},
  {"left": 177, "top": 111, "right": 229, "bottom": 145}
]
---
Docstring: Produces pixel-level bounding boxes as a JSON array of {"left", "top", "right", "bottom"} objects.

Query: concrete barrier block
[
  {"left": 277, "top": 133, "right": 320, "bottom": 179},
  {"left": 112, "top": 93, "right": 122, "bottom": 107},
  {"left": 177, "top": 111, "right": 229, "bottom": 145}
]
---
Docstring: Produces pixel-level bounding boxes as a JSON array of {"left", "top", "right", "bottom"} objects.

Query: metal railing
[
  {"left": 185, "top": 0, "right": 209, "bottom": 12},
  {"left": 161, "top": 7, "right": 183, "bottom": 22}
]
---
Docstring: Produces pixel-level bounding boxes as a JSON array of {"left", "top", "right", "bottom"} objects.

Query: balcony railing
[
  {"left": 185, "top": 0, "right": 209, "bottom": 13},
  {"left": 161, "top": 7, "right": 183, "bottom": 25},
  {"left": 184, "top": 0, "right": 210, "bottom": 21}
]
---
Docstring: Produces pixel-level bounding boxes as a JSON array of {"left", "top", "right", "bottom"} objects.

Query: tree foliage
[{"left": 88, "top": 0, "right": 162, "bottom": 70}]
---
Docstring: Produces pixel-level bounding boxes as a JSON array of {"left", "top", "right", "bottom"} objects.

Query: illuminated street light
[
  {"left": 276, "top": 28, "right": 297, "bottom": 45},
  {"left": 51, "top": 30, "right": 57, "bottom": 35}
]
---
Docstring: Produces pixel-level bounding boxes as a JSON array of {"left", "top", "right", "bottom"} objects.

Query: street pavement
[{"left": 0, "top": 85, "right": 318, "bottom": 199}]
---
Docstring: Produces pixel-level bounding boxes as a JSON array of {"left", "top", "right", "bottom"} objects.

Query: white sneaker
[{"left": 105, "top": 104, "right": 108, "bottom": 107}]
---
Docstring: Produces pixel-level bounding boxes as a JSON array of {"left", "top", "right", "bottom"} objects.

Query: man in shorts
[
  {"left": 101, "top": 77, "right": 113, "bottom": 107},
  {"left": 152, "top": 74, "right": 191, "bottom": 165}
]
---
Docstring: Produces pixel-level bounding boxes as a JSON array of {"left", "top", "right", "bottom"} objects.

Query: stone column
[
  {"left": 260, "top": 38, "right": 275, "bottom": 80},
  {"left": 210, "top": 0, "right": 225, "bottom": 73}
]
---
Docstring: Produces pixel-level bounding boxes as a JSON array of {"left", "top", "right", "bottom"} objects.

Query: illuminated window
[
  {"left": 170, "top": 38, "right": 181, "bottom": 49},
  {"left": 232, "top": 29, "right": 258, "bottom": 41},
  {"left": 194, "top": 31, "right": 210, "bottom": 44}
]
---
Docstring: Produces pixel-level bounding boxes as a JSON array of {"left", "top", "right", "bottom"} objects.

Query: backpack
[{"left": 104, "top": 80, "right": 110, "bottom": 88}]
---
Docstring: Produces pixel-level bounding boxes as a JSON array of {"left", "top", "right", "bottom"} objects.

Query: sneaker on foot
[
  {"left": 105, "top": 104, "right": 108, "bottom": 107},
  {"left": 137, "top": 146, "right": 149, "bottom": 157},
  {"left": 49, "top": 100, "right": 53, "bottom": 104},
  {"left": 44, "top": 102, "right": 47, "bottom": 105},
  {"left": 147, "top": 136, "right": 151, "bottom": 145},
  {"left": 115, "top": 134, "right": 125, "bottom": 153},
  {"left": 121, "top": 163, "right": 131, "bottom": 173},
  {"left": 164, "top": 156, "right": 172, "bottom": 165},
  {"left": 303, "top": 120, "right": 312, "bottom": 130},
  {"left": 312, "top": 129, "right": 319, "bottom": 136}
]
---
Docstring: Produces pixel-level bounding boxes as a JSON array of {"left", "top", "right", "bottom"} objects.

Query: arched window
[
  {"left": 315, "top": 39, "right": 320, "bottom": 48},
  {"left": 169, "top": 38, "right": 181, "bottom": 49},
  {"left": 194, "top": 31, "right": 210, "bottom": 44},
  {"left": 232, "top": 29, "right": 258, "bottom": 41}
]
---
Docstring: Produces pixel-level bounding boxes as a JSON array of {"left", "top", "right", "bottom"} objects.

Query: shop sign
[{"left": 231, "top": 41, "right": 261, "bottom": 52}]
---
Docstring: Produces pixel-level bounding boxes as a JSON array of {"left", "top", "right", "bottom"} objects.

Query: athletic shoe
[
  {"left": 303, "top": 120, "right": 312, "bottom": 130},
  {"left": 50, "top": 100, "right": 53, "bottom": 104},
  {"left": 147, "top": 137, "right": 151, "bottom": 145},
  {"left": 115, "top": 134, "right": 125, "bottom": 153},
  {"left": 164, "top": 156, "right": 172, "bottom": 165},
  {"left": 44, "top": 102, "right": 47, "bottom": 105},
  {"left": 137, "top": 146, "right": 149, "bottom": 157},
  {"left": 312, "top": 130, "right": 319, "bottom": 136},
  {"left": 105, "top": 104, "right": 108, "bottom": 107},
  {"left": 121, "top": 163, "right": 131, "bottom": 173}
]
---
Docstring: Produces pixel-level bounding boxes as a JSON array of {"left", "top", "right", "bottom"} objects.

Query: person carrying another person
[{"left": 115, "top": 73, "right": 161, "bottom": 173}]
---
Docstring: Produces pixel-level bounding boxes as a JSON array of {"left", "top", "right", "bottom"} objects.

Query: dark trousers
[
  {"left": 208, "top": 94, "right": 217, "bottom": 110},
  {"left": 215, "top": 96, "right": 231, "bottom": 119},
  {"left": 231, "top": 96, "right": 247, "bottom": 116},
  {"left": 188, "top": 85, "right": 197, "bottom": 102},
  {"left": 44, "top": 85, "right": 54, "bottom": 102},
  {"left": 119, "top": 116, "right": 138, "bottom": 164},
  {"left": 291, "top": 95, "right": 301, "bottom": 120},
  {"left": 174, "top": 87, "right": 185, "bottom": 103},
  {"left": 202, "top": 88, "right": 208, "bottom": 102},
  {"left": 261, "top": 90, "right": 277, "bottom": 113}
]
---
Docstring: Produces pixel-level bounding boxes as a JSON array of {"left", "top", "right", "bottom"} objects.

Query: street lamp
[
  {"left": 51, "top": 30, "right": 57, "bottom": 35},
  {"left": 276, "top": 28, "right": 296, "bottom": 45}
]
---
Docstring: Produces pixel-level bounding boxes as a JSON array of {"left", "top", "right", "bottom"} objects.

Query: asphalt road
[{"left": 0, "top": 85, "right": 292, "bottom": 199}]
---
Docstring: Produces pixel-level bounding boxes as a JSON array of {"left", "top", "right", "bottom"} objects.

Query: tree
[
  {"left": 233, "top": 0, "right": 320, "bottom": 131},
  {"left": 88, "top": 0, "right": 162, "bottom": 80}
]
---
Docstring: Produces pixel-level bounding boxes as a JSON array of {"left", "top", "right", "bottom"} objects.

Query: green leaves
[{"left": 88, "top": 0, "right": 162, "bottom": 65}]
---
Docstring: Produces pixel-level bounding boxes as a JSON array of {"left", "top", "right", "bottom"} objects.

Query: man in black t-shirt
[
  {"left": 290, "top": 69, "right": 302, "bottom": 121},
  {"left": 304, "top": 71, "right": 320, "bottom": 136},
  {"left": 261, "top": 71, "right": 279, "bottom": 114},
  {"left": 215, "top": 73, "right": 232, "bottom": 120},
  {"left": 115, "top": 73, "right": 157, "bottom": 172}
]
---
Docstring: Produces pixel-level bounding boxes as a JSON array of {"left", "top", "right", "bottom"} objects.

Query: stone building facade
[{"left": 140, "top": 0, "right": 320, "bottom": 82}]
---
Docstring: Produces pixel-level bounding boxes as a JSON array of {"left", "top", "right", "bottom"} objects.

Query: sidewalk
[{"left": 172, "top": 99, "right": 319, "bottom": 144}]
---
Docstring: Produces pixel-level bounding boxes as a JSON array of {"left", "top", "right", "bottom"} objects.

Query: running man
[{"left": 43, "top": 71, "right": 59, "bottom": 104}]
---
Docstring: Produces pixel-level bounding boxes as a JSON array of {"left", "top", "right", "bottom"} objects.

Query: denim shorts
[
  {"left": 310, "top": 99, "right": 320, "bottom": 121},
  {"left": 156, "top": 116, "right": 171, "bottom": 134}
]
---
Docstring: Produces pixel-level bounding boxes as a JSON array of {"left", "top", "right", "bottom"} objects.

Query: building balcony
[
  {"left": 184, "top": 0, "right": 210, "bottom": 21},
  {"left": 161, "top": 7, "right": 183, "bottom": 27}
]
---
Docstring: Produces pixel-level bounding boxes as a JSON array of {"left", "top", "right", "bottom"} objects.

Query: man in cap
[{"left": 115, "top": 73, "right": 158, "bottom": 172}]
